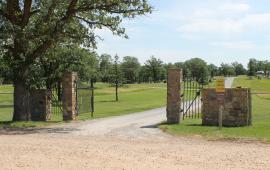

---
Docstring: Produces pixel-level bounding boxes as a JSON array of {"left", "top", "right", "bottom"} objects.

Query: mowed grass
[
  {"left": 160, "top": 76, "right": 270, "bottom": 142},
  {"left": 0, "top": 83, "right": 167, "bottom": 127}
]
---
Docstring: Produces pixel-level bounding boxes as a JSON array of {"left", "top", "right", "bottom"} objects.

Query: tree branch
[
  {"left": 27, "top": 0, "right": 79, "bottom": 62},
  {"left": 74, "top": 16, "right": 114, "bottom": 27},
  {"left": 21, "top": 0, "right": 32, "bottom": 28},
  {"left": 6, "top": 0, "right": 20, "bottom": 24}
]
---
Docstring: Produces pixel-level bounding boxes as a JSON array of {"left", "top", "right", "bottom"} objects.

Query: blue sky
[{"left": 96, "top": 0, "right": 270, "bottom": 67}]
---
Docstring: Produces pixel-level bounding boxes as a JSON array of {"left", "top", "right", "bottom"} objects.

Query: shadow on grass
[
  {"left": 0, "top": 121, "right": 80, "bottom": 135},
  {"left": 186, "top": 124, "right": 203, "bottom": 127},
  {"left": 0, "top": 105, "right": 13, "bottom": 108},
  {"left": 97, "top": 100, "right": 117, "bottom": 103}
]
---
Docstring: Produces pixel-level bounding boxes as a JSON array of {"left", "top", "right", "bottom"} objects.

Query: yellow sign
[{"left": 216, "top": 77, "right": 225, "bottom": 93}]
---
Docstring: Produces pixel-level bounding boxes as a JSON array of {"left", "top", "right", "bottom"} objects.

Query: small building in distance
[{"left": 256, "top": 71, "right": 266, "bottom": 79}]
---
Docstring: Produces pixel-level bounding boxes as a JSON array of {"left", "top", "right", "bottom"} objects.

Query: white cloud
[
  {"left": 178, "top": 19, "right": 243, "bottom": 34},
  {"left": 209, "top": 41, "right": 257, "bottom": 49},
  {"left": 221, "top": 3, "right": 250, "bottom": 13},
  {"left": 175, "top": 2, "right": 270, "bottom": 39}
]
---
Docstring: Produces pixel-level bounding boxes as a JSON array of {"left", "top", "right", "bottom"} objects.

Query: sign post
[{"left": 216, "top": 77, "right": 225, "bottom": 130}]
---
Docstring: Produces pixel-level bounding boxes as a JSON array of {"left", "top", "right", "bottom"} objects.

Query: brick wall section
[
  {"left": 166, "top": 69, "right": 181, "bottom": 124},
  {"left": 202, "top": 88, "right": 252, "bottom": 127},
  {"left": 62, "top": 72, "right": 78, "bottom": 121}
]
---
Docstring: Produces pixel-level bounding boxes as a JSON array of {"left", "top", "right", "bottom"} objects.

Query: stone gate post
[
  {"left": 166, "top": 69, "right": 181, "bottom": 124},
  {"left": 62, "top": 71, "right": 78, "bottom": 121}
]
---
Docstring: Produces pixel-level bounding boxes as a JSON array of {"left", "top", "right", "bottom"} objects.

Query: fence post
[
  {"left": 166, "top": 69, "right": 181, "bottom": 124},
  {"left": 62, "top": 71, "right": 78, "bottom": 121}
]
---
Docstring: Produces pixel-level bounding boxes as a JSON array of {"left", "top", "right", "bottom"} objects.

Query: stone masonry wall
[
  {"left": 202, "top": 88, "right": 252, "bottom": 127},
  {"left": 62, "top": 72, "right": 78, "bottom": 121},
  {"left": 166, "top": 69, "right": 181, "bottom": 124},
  {"left": 30, "top": 89, "right": 51, "bottom": 121}
]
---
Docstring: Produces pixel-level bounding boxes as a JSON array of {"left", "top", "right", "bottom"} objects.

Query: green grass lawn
[
  {"left": 0, "top": 85, "right": 13, "bottom": 122},
  {"left": 0, "top": 83, "right": 167, "bottom": 127},
  {"left": 160, "top": 76, "right": 270, "bottom": 142}
]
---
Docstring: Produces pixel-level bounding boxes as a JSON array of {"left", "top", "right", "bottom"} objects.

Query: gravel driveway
[
  {"left": 225, "top": 77, "right": 235, "bottom": 88},
  {"left": 1, "top": 77, "right": 269, "bottom": 170}
]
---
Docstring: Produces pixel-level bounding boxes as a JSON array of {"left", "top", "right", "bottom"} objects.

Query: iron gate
[
  {"left": 75, "top": 80, "right": 94, "bottom": 117},
  {"left": 50, "top": 83, "right": 63, "bottom": 120},
  {"left": 181, "top": 77, "right": 204, "bottom": 119}
]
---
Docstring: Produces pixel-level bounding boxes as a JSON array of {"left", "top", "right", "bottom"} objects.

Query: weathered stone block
[{"left": 202, "top": 88, "right": 252, "bottom": 127}]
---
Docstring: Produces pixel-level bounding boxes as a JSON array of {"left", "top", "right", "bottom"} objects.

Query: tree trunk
[{"left": 12, "top": 81, "right": 31, "bottom": 121}]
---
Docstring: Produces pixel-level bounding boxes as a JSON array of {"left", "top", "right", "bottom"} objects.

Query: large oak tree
[{"left": 0, "top": 0, "right": 152, "bottom": 121}]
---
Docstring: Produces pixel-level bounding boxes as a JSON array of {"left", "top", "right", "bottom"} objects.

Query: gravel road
[{"left": 1, "top": 77, "right": 269, "bottom": 170}]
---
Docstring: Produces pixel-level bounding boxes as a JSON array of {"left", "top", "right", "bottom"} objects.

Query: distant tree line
[
  {"left": 0, "top": 46, "right": 269, "bottom": 86},
  {"left": 247, "top": 59, "right": 270, "bottom": 77}
]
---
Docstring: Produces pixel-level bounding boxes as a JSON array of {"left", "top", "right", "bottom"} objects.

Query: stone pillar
[
  {"left": 166, "top": 69, "right": 181, "bottom": 124},
  {"left": 62, "top": 72, "right": 78, "bottom": 121}
]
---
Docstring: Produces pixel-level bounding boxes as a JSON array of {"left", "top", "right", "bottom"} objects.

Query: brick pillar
[
  {"left": 166, "top": 69, "right": 181, "bottom": 124},
  {"left": 62, "top": 72, "right": 78, "bottom": 121}
]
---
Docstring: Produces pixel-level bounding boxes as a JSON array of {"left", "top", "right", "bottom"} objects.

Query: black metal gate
[
  {"left": 75, "top": 80, "right": 94, "bottom": 117},
  {"left": 50, "top": 82, "right": 63, "bottom": 120},
  {"left": 181, "top": 77, "right": 204, "bottom": 119}
]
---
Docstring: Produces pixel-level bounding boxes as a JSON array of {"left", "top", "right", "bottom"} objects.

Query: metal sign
[{"left": 216, "top": 77, "right": 225, "bottom": 93}]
